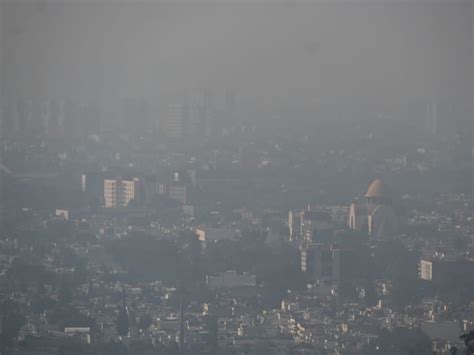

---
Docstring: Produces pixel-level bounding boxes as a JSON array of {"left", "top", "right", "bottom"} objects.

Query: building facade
[{"left": 104, "top": 178, "right": 138, "bottom": 208}]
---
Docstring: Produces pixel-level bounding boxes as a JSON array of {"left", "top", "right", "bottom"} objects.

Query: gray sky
[{"left": 1, "top": 0, "right": 472, "bottom": 110}]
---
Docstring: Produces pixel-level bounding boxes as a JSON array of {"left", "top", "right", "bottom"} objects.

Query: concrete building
[
  {"left": 168, "top": 185, "right": 187, "bottom": 205},
  {"left": 288, "top": 210, "right": 302, "bottom": 242},
  {"left": 301, "top": 243, "right": 335, "bottom": 283},
  {"left": 419, "top": 257, "right": 474, "bottom": 286},
  {"left": 159, "top": 183, "right": 187, "bottom": 205},
  {"left": 185, "top": 90, "right": 210, "bottom": 137},
  {"left": 300, "top": 242, "right": 366, "bottom": 286},
  {"left": 55, "top": 209, "right": 69, "bottom": 220},
  {"left": 196, "top": 227, "right": 236, "bottom": 249},
  {"left": 104, "top": 178, "right": 138, "bottom": 208},
  {"left": 301, "top": 209, "right": 332, "bottom": 243},
  {"left": 81, "top": 172, "right": 105, "bottom": 203},
  {"left": 419, "top": 259, "right": 434, "bottom": 281},
  {"left": 290, "top": 208, "right": 332, "bottom": 243}
]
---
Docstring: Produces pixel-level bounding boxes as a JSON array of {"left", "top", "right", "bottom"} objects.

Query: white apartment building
[{"left": 104, "top": 178, "right": 138, "bottom": 208}]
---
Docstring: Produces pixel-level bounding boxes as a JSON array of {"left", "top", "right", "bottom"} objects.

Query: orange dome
[{"left": 365, "top": 179, "right": 390, "bottom": 198}]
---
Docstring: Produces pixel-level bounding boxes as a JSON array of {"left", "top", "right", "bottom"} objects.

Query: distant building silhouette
[{"left": 162, "top": 103, "right": 188, "bottom": 138}]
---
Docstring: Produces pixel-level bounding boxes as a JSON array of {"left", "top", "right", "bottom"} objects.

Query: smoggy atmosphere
[
  {"left": 2, "top": 1, "right": 472, "bottom": 109},
  {"left": 0, "top": 1, "right": 472, "bottom": 355}
]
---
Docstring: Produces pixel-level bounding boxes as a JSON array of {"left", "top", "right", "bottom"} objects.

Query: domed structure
[
  {"left": 348, "top": 178, "right": 398, "bottom": 239},
  {"left": 365, "top": 178, "right": 390, "bottom": 198},
  {"left": 365, "top": 179, "right": 392, "bottom": 206}
]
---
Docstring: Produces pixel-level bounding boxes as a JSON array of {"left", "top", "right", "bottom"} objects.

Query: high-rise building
[
  {"left": 288, "top": 210, "right": 301, "bottom": 241},
  {"left": 104, "top": 179, "right": 118, "bottom": 208},
  {"left": 189, "top": 90, "right": 211, "bottom": 137},
  {"left": 39, "top": 99, "right": 65, "bottom": 139},
  {"left": 81, "top": 172, "right": 104, "bottom": 199},
  {"left": 162, "top": 103, "right": 188, "bottom": 138},
  {"left": 301, "top": 244, "right": 364, "bottom": 286},
  {"left": 301, "top": 209, "right": 332, "bottom": 243},
  {"left": 168, "top": 185, "right": 187, "bottom": 205},
  {"left": 301, "top": 243, "right": 333, "bottom": 283},
  {"left": 104, "top": 178, "right": 138, "bottom": 208},
  {"left": 290, "top": 207, "right": 332, "bottom": 243},
  {"left": 159, "top": 183, "right": 187, "bottom": 205}
]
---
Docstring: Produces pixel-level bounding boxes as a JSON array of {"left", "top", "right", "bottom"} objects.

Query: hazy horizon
[{"left": 1, "top": 0, "right": 472, "bottom": 117}]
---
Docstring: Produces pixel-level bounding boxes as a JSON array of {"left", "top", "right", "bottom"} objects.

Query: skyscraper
[
  {"left": 288, "top": 210, "right": 301, "bottom": 242},
  {"left": 186, "top": 90, "right": 211, "bottom": 137}
]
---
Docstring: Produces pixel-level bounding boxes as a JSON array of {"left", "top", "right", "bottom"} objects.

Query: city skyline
[
  {"left": 1, "top": 1, "right": 472, "bottom": 112},
  {"left": 0, "top": 1, "right": 472, "bottom": 354}
]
